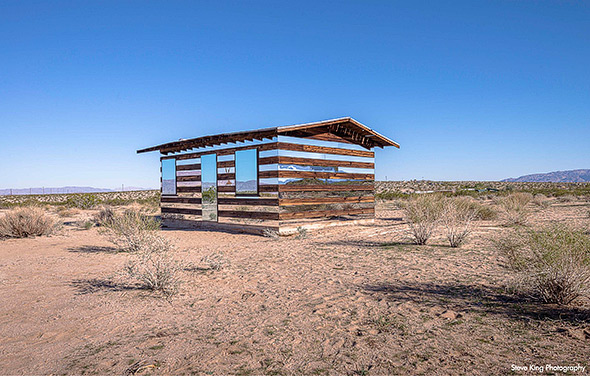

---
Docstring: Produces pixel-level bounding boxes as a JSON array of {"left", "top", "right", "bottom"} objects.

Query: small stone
[{"left": 439, "top": 310, "right": 461, "bottom": 320}]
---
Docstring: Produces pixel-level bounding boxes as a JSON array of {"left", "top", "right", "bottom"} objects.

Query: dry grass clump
[
  {"left": 124, "top": 234, "right": 181, "bottom": 296},
  {"left": 99, "top": 208, "right": 161, "bottom": 252},
  {"left": 461, "top": 199, "right": 497, "bottom": 220},
  {"left": 532, "top": 194, "right": 550, "bottom": 209},
  {"left": 262, "top": 228, "right": 280, "bottom": 239},
  {"left": 200, "top": 252, "right": 230, "bottom": 271},
  {"left": 497, "top": 192, "right": 533, "bottom": 226},
  {"left": 441, "top": 198, "right": 477, "bottom": 248},
  {"left": 558, "top": 194, "right": 576, "bottom": 203},
  {"left": 97, "top": 207, "right": 180, "bottom": 295},
  {"left": 0, "top": 207, "right": 59, "bottom": 238},
  {"left": 402, "top": 195, "right": 443, "bottom": 245},
  {"left": 497, "top": 224, "right": 590, "bottom": 305},
  {"left": 93, "top": 205, "right": 115, "bottom": 225},
  {"left": 55, "top": 206, "right": 80, "bottom": 218}
]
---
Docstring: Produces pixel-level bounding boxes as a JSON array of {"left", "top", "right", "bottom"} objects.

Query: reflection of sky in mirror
[
  {"left": 235, "top": 149, "right": 257, "bottom": 182},
  {"left": 201, "top": 154, "right": 217, "bottom": 185},
  {"left": 161, "top": 159, "right": 176, "bottom": 180}
]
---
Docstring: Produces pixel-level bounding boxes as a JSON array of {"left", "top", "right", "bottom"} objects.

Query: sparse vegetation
[
  {"left": 532, "top": 194, "right": 550, "bottom": 209},
  {"left": 441, "top": 197, "right": 477, "bottom": 248},
  {"left": 200, "top": 252, "right": 229, "bottom": 271},
  {"left": 93, "top": 205, "right": 115, "bottom": 225},
  {"left": 497, "top": 224, "right": 590, "bottom": 305},
  {"left": 99, "top": 208, "right": 161, "bottom": 252},
  {"left": 0, "top": 207, "right": 59, "bottom": 238},
  {"left": 262, "top": 228, "right": 280, "bottom": 239},
  {"left": 124, "top": 234, "right": 181, "bottom": 296},
  {"left": 402, "top": 194, "right": 443, "bottom": 245},
  {"left": 498, "top": 192, "right": 533, "bottom": 226},
  {"left": 295, "top": 226, "right": 308, "bottom": 239}
]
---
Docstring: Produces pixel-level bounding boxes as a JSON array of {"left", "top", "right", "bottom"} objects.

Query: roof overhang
[{"left": 137, "top": 117, "right": 399, "bottom": 155}]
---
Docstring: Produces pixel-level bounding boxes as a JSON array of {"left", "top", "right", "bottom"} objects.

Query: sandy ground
[{"left": 1, "top": 200, "right": 589, "bottom": 375}]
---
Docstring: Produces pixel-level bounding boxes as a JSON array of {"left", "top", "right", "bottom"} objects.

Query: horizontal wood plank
[
  {"left": 276, "top": 156, "right": 374, "bottom": 169},
  {"left": 279, "top": 196, "right": 374, "bottom": 206},
  {"left": 279, "top": 207, "right": 375, "bottom": 220},
  {"left": 260, "top": 170, "right": 374, "bottom": 180},
  {"left": 176, "top": 163, "right": 201, "bottom": 171},
  {"left": 219, "top": 198, "right": 278, "bottom": 206},
  {"left": 162, "top": 143, "right": 278, "bottom": 161},
  {"left": 177, "top": 175, "right": 201, "bottom": 182},
  {"left": 161, "top": 197, "right": 202, "bottom": 204},
  {"left": 279, "top": 184, "right": 374, "bottom": 192},
  {"left": 161, "top": 207, "right": 202, "bottom": 215},
  {"left": 219, "top": 210, "right": 279, "bottom": 220},
  {"left": 277, "top": 142, "right": 374, "bottom": 158}
]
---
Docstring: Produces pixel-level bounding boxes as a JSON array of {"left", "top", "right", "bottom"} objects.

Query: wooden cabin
[{"left": 137, "top": 117, "right": 399, "bottom": 235}]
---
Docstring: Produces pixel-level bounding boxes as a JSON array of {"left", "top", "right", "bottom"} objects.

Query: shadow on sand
[
  {"left": 360, "top": 280, "right": 590, "bottom": 324},
  {"left": 68, "top": 245, "right": 120, "bottom": 254},
  {"left": 69, "top": 278, "right": 143, "bottom": 295}
]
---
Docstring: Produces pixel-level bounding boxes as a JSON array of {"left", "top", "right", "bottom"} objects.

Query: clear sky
[{"left": 1, "top": 0, "right": 588, "bottom": 189}]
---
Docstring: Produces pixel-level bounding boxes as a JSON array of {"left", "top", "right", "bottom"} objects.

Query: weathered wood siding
[{"left": 158, "top": 135, "right": 376, "bottom": 232}]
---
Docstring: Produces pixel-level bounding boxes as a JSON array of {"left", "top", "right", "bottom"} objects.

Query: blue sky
[{"left": 1, "top": 0, "right": 588, "bottom": 189}]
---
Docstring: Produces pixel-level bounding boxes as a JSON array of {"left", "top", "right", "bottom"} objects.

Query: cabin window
[
  {"left": 161, "top": 159, "right": 176, "bottom": 195},
  {"left": 235, "top": 149, "right": 258, "bottom": 195}
]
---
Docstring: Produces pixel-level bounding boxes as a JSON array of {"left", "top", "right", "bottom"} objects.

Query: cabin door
[{"left": 201, "top": 154, "right": 218, "bottom": 222}]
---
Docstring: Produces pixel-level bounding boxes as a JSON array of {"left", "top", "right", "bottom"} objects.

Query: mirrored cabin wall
[
  {"left": 274, "top": 136, "right": 375, "bottom": 228},
  {"left": 158, "top": 134, "right": 376, "bottom": 232},
  {"left": 159, "top": 138, "right": 280, "bottom": 230}
]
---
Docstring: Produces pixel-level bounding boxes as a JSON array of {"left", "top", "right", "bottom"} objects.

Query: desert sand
[{"left": 0, "top": 200, "right": 589, "bottom": 375}]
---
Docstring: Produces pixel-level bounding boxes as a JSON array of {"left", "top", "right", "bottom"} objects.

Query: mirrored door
[{"left": 201, "top": 154, "right": 218, "bottom": 221}]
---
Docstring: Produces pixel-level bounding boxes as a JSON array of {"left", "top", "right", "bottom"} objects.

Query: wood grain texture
[
  {"left": 279, "top": 184, "right": 374, "bottom": 192},
  {"left": 279, "top": 196, "right": 374, "bottom": 206},
  {"left": 279, "top": 207, "right": 375, "bottom": 220},
  {"left": 276, "top": 142, "right": 374, "bottom": 158},
  {"left": 259, "top": 170, "right": 374, "bottom": 180},
  {"left": 162, "top": 142, "right": 278, "bottom": 161}
]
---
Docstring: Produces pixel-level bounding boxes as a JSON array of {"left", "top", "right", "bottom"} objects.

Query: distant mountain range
[
  {"left": 502, "top": 169, "right": 590, "bottom": 183},
  {"left": 0, "top": 186, "right": 154, "bottom": 196}
]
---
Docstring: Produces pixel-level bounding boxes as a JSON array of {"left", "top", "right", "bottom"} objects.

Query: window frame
[
  {"left": 234, "top": 148, "right": 259, "bottom": 197},
  {"left": 161, "top": 158, "right": 177, "bottom": 196}
]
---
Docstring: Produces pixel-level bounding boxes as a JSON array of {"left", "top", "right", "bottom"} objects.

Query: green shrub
[
  {"left": 0, "top": 207, "right": 59, "bottom": 238},
  {"left": 497, "top": 224, "right": 590, "bottom": 305},
  {"left": 66, "top": 194, "right": 102, "bottom": 209}
]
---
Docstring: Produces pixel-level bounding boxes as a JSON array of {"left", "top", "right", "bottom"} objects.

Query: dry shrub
[
  {"left": 497, "top": 224, "right": 590, "bottom": 305},
  {"left": 461, "top": 199, "right": 497, "bottom": 220},
  {"left": 262, "top": 228, "right": 280, "bottom": 239},
  {"left": 0, "top": 207, "right": 59, "bottom": 238},
  {"left": 99, "top": 208, "right": 161, "bottom": 252},
  {"left": 295, "top": 226, "right": 308, "bottom": 239},
  {"left": 200, "top": 252, "right": 229, "bottom": 271},
  {"left": 124, "top": 234, "right": 181, "bottom": 296},
  {"left": 441, "top": 198, "right": 477, "bottom": 247},
  {"left": 497, "top": 192, "right": 533, "bottom": 226},
  {"left": 532, "top": 194, "right": 550, "bottom": 209},
  {"left": 93, "top": 205, "right": 115, "bottom": 225},
  {"left": 402, "top": 194, "right": 444, "bottom": 245},
  {"left": 76, "top": 218, "right": 94, "bottom": 230},
  {"left": 56, "top": 206, "right": 80, "bottom": 218},
  {"left": 559, "top": 194, "right": 576, "bottom": 203}
]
